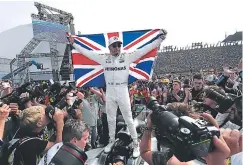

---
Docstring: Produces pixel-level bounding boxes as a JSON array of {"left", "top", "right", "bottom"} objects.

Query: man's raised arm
[
  {"left": 128, "top": 29, "right": 167, "bottom": 64},
  {"left": 70, "top": 36, "right": 104, "bottom": 64}
]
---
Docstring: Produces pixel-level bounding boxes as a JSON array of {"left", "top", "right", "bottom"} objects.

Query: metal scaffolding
[{"left": 16, "top": 2, "right": 74, "bottom": 85}]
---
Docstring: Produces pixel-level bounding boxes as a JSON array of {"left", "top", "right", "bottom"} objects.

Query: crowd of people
[
  {"left": 0, "top": 30, "right": 242, "bottom": 165},
  {"left": 155, "top": 42, "right": 242, "bottom": 74}
]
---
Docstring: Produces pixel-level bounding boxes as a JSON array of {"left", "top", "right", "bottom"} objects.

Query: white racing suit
[{"left": 73, "top": 33, "right": 164, "bottom": 157}]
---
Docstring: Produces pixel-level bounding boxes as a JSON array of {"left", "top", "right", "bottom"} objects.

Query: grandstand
[{"left": 155, "top": 32, "right": 242, "bottom": 75}]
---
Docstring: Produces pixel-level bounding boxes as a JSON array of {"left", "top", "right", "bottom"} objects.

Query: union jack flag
[{"left": 71, "top": 29, "right": 161, "bottom": 87}]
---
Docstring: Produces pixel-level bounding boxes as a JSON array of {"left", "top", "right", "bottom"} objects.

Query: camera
[
  {"left": 45, "top": 96, "right": 82, "bottom": 121},
  {"left": 0, "top": 82, "right": 32, "bottom": 105},
  {"left": 47, "top": 142, "right": 87, "bottom": 165},
  {"left": 204, "top": 87, "right": 241, "bottom": 114},
  {"left": 95, "top": 118, "right": 145, "bottom": 165},
  {"left": 147, "top": 96, "right": 220, "bottom": 162}
]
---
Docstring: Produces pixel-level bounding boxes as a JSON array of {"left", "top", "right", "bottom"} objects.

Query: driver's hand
[{"left": 69, "top": 36, "right": 75, "bottom": 45}]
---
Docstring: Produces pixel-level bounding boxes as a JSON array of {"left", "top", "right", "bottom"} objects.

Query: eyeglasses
[{"left": 112, "top": 43, "right": 121, "bottom": 48}]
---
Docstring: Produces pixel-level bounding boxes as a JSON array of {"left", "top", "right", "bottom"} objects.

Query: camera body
[
  {"left": 47, "top": 142, "right": 87, "bottom": 165},
  {"left": 94, "top": 118, "right": 145, "bottom": 165},
  {"left": 147, "top": 97, "right": 220, "bottom": 162},
  {"left": 0, "top": 82, "right": 32, "bottom": 105}
]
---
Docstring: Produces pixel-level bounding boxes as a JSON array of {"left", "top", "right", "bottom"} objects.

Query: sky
[{"left": 0, "top": 0, "right": 242, "bottom": 47}]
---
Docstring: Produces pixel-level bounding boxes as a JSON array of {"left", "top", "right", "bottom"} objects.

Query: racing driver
[{"left": 69, "top": 29, "right": 167, "bottom": 157}]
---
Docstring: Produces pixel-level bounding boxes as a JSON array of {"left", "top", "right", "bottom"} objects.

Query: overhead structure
[
  {"left": 16, "top": 2, "right": 75, "bottom": 85},
  {"left": 3, "top": 60, "right": 43, "bottom": 80}
]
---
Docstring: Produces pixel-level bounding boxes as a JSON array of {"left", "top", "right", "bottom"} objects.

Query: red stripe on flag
[
  {"left": 72, "top": 53, "right": 100, "bottom": 65},
  {"left": 133, "top": 49, "right": 157, "bottom": 64},
  {"left": 107, "top": 32, "right": 119, "bottom": 39},
  {"left": 77, "top": 69, "right": 104, "bottom": 87},
  {"left": 129, "top": 67, "right": 150, "bottom": 80},
  {"left": 76, "top": 37, "right": 100, "bottom": 50},
  {"left": 124, "top": 29, "right": 160, "bottom": 50}
]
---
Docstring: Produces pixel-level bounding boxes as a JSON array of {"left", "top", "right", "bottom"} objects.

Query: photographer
[
  {"left": 98, "top": 87, "right": 110, "bottom": 146},
  {"left": 165, "top": 79, "right": 188, "bottom": 104},
  {"left": 0, "top": 80, "right": 12, "bottom": 98},
  {"left": 0, "top": 104, "right": 11, "bottom": 146},
  {"left": 2, "top": 103, "right": 20, "bottom": 143},
  {"left": 38, "top": 119, "right": 89, "bottom": 165},
  {"left": 81, "top": 87, "right": 102, "bottom": 149},
  {"left": 140, "top": 112, "right": 237, "bottom": 165},
  {"left": 18, "top": 92, "right": 33, "bottom": 110},
  {"left": 216, "top": 67, "right": 242, "bottom": 95},
  {"left": 203, "top": 86, "right": 242, "bottom": 130},
  {"left": 1, "top": 106, "right": 65, "bottom": 165}
]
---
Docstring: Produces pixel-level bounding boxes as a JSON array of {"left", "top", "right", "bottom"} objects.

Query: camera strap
[
  {"left": 44, "top": 153, "right": 48, "bottom": 165},
  {"left": 219, "top": 117, "right": 230, "bottom": 128}
]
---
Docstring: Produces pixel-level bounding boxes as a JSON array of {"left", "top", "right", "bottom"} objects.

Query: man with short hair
[
  {"left": 69, "top": 29, "right": 167, "bottom": 157},
  {"left": 166, "top": 79, "right": 186, "bottom": 104},
  {"left": 38, "top": 119, "right": 89, "bottom": 165},
  {"left": 81, "top": 87, "right": 102, "bottom": 149},
  {"left": 191, "top": 74, "right": 204, "bottom": 102}
]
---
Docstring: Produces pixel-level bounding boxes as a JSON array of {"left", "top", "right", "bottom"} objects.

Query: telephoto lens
[
  {"left": 146, "top": 96, "right": 220, "bottom": 162},
  {"left": 48, "top": 142, "right": 87, "bottom": 165}
]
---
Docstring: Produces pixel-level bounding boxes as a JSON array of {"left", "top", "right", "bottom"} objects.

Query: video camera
[{"left": 147, "top": 96, "right": 220, "bottom": 162}]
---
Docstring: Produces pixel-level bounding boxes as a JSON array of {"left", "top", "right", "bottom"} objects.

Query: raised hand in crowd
[
  {"left": 9, "top": 103, "right": 19, "bottom": 115},
  {"left": 53, "top": 109, "right": 65, "bottom": 124},
  {"left": 76, "top": 91, "right": 85, "bottom": 99},
  {"left": 74, "top": 109, "right": 82, "bottom": 120},
  {"left": 0, "top": 104, "right": 10, "bottom": 120},
  {"left": 0, "top": 104, "right": 11, "bottom": 142}
]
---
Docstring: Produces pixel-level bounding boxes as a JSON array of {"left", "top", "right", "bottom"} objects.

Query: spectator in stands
[{"left": 154, "top": 43, "right": 242, "bottom": 74}]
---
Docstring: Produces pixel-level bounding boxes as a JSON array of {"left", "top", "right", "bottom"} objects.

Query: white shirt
[
  {"left": 231, "top": 152, "right": 243, "bottom": 165},
  {"left": 38, "top": 142, "right": 63, "bottom": 165}
]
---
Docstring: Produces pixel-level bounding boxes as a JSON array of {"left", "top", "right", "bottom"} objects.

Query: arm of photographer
[
  {"left": 44, "top": 110, "right": 64, "bottom": 152},
  {"left": 90, "top": 87, "right": 103, "bottom": 97},
  {"left": 140, "top": 113, "right": 232, "bottom": 165},
  {"left": 0, "top": 104, "right": 10, "bottom": 145},
  {"left": 140, "top": 113, "right": 179, "bottom": 165}
]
